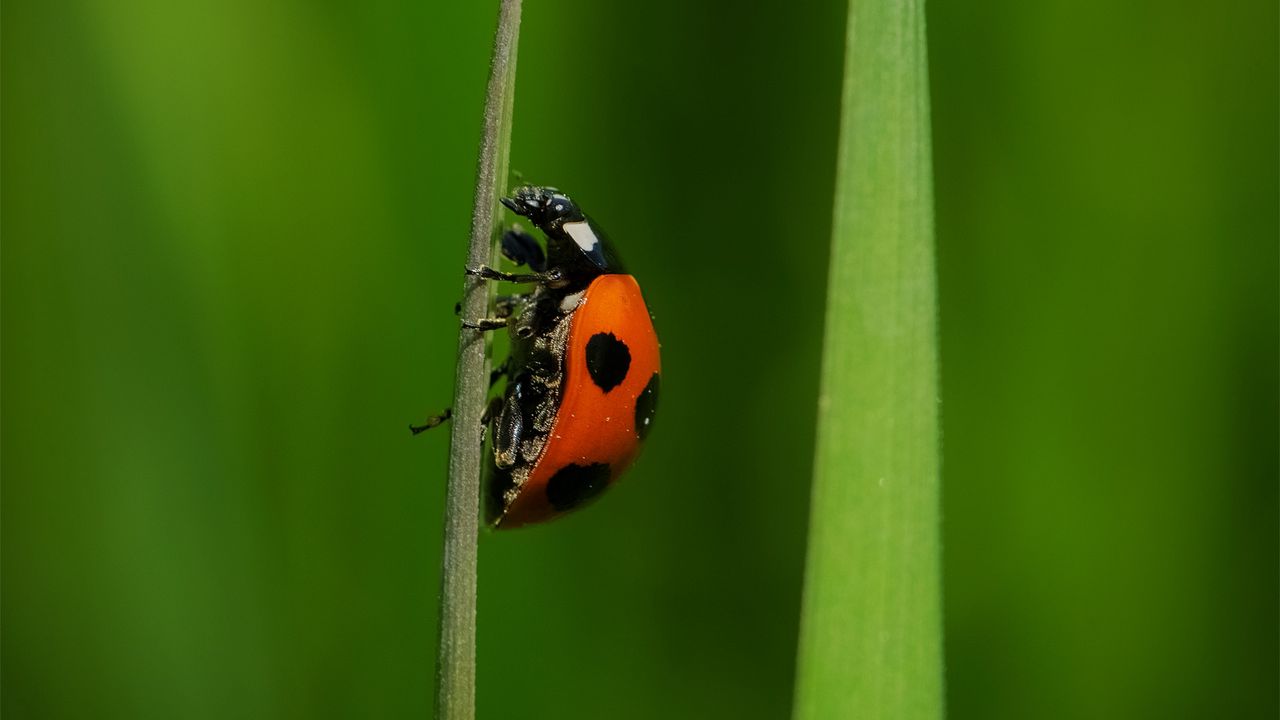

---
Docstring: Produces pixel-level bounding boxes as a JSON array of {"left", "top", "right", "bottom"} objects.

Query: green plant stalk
[
  {"left": 792, "top": 0, "right": 942, "bottom": 718},
  {"left": 436, "top": 1, "right": 521, "bottom": 718}
]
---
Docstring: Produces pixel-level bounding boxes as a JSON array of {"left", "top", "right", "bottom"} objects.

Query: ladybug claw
[
  {"left": 462, "top": 317, "right": 509, "bottom": 331},
  {"left": 410, "top": 408, "right": 452, "bottom": 435},
  {"left": 464, "top": 264, "right": 498, "bottom": 281}
]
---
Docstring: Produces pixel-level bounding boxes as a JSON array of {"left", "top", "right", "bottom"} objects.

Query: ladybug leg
[
  {"left": 478, "top": 395, "right": 505, "bottom": 448},
  {"left": 465, "top": 264, "right": 562, "bottom": 285},
  {"left": 509, "top": 309, "right": 545, "bottom": 341},
  {"left": 507, "top": 292, "right": 557, "bottom": 341},
  {"left": 500, "top": 226, "right": 547, "bottom": 272},
  {"left": 489, "top": 357, "right": 509, "bottom": 387},
  {"left": 409, "top": 408, "right": 452, "bottom": 435},
  {"left": 414, "top": 389, "right": 505, "bottom": 438},
  {"left": 460, "top": 317, "right": 509, "bottom": 331},
  {"left": 491, "top": 376, "right": 527, "bottom": 469},
  {"left": 493, "top": 293, "right": 531, "bottom": 319},
  {"left": 461, "top": 292, "right": 532, "bottom": 331},
  {"left": 479, "top": 395, "right": 505, "bottom": 425},
  {"left": 454, "top": 295, "right": 520, "bottom": 317}
]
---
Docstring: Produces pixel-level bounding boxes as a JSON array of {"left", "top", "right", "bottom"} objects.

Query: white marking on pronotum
[
  {"left": 559, "top": 289, "right": 586, "bottom": 312},
  {"left": 562, "top": 221, "right": 600, "bottom": 253}
]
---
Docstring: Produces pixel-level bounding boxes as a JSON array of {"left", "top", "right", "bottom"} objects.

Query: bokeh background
[{"left": 3, "top": 0, "right": 1275, "bottom": 718}]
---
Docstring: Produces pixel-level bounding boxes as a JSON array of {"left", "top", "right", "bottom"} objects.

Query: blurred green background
[{"left": 2, "top": 0, "right": 1275, "bottom": 718}]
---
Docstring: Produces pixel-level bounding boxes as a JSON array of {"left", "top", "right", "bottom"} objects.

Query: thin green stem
[
  {"left": 435, "top": 1, "right": 521, "bottom": 719},
  {"left": 792, "top": 0, "right": 942, "bottom": 718}
]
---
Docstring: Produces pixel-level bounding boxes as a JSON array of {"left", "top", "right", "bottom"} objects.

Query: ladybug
[{"left": 463, "top": 186, "right": 661, "bottom": 529}]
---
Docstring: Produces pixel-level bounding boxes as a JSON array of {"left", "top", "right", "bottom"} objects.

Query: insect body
[{"left": 471, "top": 186, "right": 660, "bottom": 529}]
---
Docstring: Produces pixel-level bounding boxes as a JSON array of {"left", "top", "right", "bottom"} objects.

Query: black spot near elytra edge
[
  {"left": 634, "top": 372, "right": 659, "bottom": 441},
  {"left": 545, "top": 463, "right": 611, "bottom": 512},
  {"left": 585, "top": 332, "right": 631, "bottom": 393}
]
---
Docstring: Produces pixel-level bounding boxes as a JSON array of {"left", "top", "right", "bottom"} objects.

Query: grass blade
[
  {"left": 436, "top": 1, "right": 522, "bottom": 718},
  {"left": 792, "top": 0, "right": 943, "bottom": 718}
]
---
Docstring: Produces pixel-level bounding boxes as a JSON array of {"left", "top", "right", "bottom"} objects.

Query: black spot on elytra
[
  {"left": 585, "top": 332, "right": 631, "bottom": 393},
  {"left": 634, "top": 372, "right": 660, "bottom": 441},
  {"left": 545, "top": 463, "right": 611, "bottom": 512}
]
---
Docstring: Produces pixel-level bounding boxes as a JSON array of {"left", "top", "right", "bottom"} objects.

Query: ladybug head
[
  {"left": 501, "top": 185, "right": 626, "bottom": 280},
  {"left": 500, "top": 186, "right": 583, "bottom": 229}
]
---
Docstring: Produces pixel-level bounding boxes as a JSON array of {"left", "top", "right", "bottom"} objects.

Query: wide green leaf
[{"left": 793, "top": 0, "right": 943, "bottom": 718}]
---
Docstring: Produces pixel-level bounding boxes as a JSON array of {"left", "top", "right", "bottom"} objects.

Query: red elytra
[{"left": 494, "top": 274, "right": 661, "bottom": 528}]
